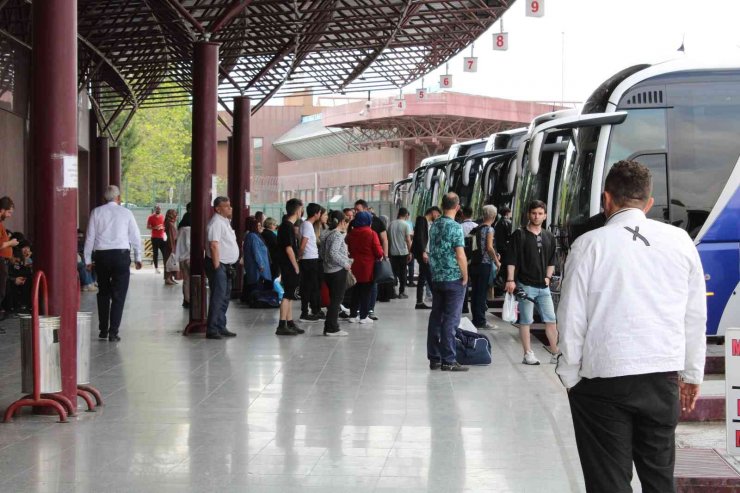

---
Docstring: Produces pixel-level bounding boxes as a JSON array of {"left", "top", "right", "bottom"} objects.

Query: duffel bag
[{"left": 455, "top": 328, "right": 492, "bottom": 365}]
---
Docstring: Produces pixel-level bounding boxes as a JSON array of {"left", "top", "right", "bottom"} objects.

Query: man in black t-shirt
[
  {"left": 276, "top": 198, "right": 305, "bottom": 336},
  {"left": 505, "top": 200, "right": 559, "bottom": 365}
]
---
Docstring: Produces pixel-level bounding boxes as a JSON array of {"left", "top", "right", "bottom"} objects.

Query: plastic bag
[
  {"left": 273, "top": 277, "right": 285, "bottom": 302},
  {"left": 165, "top": 254, "right": 179, "bottom": 272},
  {"left": 502, "top": 292, "right": 518, "bottom": 323}
]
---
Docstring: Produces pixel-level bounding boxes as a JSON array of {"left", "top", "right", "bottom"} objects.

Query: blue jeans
[
  {"left": 205, "top": 260, "right": 233, "bottom": 335},
  {"left": 77, "top": 259, "right": 93, "bottom": 286},
  {"left": 470, "top": 263, "right": 492, "bottom": 327},
  {"left": 427, "top": 280, "right": 466, "bottom": 364},
  {"left": 517, "top": 282, "right": 556, "bottom": 325}
]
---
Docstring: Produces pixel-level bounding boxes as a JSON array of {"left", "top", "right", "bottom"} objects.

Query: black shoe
[
  {"left": 220, "top": 330, "right": 237, "bottom": 337},
  {"left": 313, "top": 311, "right": 326, "bottom": 320},
  {"left": 205, "top": 333, "right": 222, "bottom": 340},
  {"left": 99, "top": 332, "right": 109, "bottom": 340},
  {"left": 441, "top": 362, "right": 469, "bottom": 372},
  {"left": 288, "top": 321, "right": 305, "bottom": 334},
  {"left": 338, "top": 312, "right": 350, "bottom": 319},
  {"left": 398, "top": 293, "right": 409, "bottom": 299},
  {"left": 429, "top": 360, "right": 442, "bottom": 370},
  {"left": 276, "top": 323, "right": 298, "bottom": 336},
  {"left": 182, "top": 301, "right": 190, "bottom": 308},
  {"left": 108, "top": 335, "right": 121, "bottom": 342},
  {"left": 299, "top": 313, "right": 320, "bottom": 323},
  {"left": 415, "top": 303, "right": 431, "bottom": 310},
  {"left": 367, "top": 312, "right": 378, "bottom": 321}
]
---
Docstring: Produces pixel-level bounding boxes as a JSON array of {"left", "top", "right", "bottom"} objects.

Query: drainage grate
[{"left": 675, "top": 448, "right": 740, "bottom": 492}]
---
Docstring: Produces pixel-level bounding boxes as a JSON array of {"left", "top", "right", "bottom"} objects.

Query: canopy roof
[{"left": 0, "top": 0, "right": 511, "bottom": 138}]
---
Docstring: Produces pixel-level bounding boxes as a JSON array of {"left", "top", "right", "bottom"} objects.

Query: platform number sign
[
  {"left": 526, "top": 0, "right": 544, "bottom": 17},
  {"left": 493, "top": 32, "right": 509, "bottom": 51},
  {"left": 440, "top": 74, "right": 453, "bottom": 89},
  {"left": 463, "top": 57, "right": 478, "bottom": 73},
  {"left": 726, "top": 328, "right": 740, "bottom": 456},
  {"left": 416, "top": 88, "right": 426, "bottom": 100},
  {"left": 395, "top": 98, "right": 407, "bottom": 110}
]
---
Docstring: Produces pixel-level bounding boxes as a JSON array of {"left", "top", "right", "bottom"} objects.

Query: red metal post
[
  {"left": 29, "top": 0, "right": 79, "bottom": 414},
  {"left": 88, "top": 109, "right": 98, "bottom": 212},
  {"left": 185, "top": 41, "right": 219, "bottom": 335},
  {"left": 109, "top": 146, "right": 121, "bottom": 190},
  {"left": 95, "top": 137, "right": 110, "bottom": 206},
  {"left": 229, "top": 96, "right": 251, "bottom": 298}
]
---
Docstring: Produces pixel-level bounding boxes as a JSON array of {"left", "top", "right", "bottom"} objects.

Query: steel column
[
  {"left": 229, "top": 96, "right": 251, "bottom": 298},
  {"left": 109, "top": 146, "right": 121, "bottom": 189},
  {"left": 95, "top": 137, "right": 109, "bottom": 206},
  {"left": 88, "top": 109, "right": 98, "bottom": 212},
  {"left": 185, "top": 41, "right": 219, "bottom": 335},
  {"left": 30, "top": 0, "right": 79, "bottom": 412}
]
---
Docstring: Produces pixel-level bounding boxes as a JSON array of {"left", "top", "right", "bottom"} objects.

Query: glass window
[
  {"left": 253, "top": 137, "right": 263, "bottom": 175},
  {"left": 605, "top": 109, "right": 666, "bottom": 166},
  {"left": 667, "top": 82, "right": 740, "bottom": 237},
  {"left": 633, "top": 153, "right": 669, "bottom": 223}
]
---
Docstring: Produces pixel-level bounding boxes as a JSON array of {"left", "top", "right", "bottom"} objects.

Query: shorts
[
  {"left": 517, "top": 283, "right": 556, "bottom": 325},
  {"left": 280, "top": 265, "right": 300, "bottom": 300}
]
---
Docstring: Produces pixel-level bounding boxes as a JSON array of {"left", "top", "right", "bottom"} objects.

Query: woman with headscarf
[
  {"left": 175, "top": 211, "right": 191, "bottom": 307},
  {"left": 164, "top": 208, "right": 178, "bottom": 285},
  {"left": 261, "top": 217, "right": 280, "bottom": 280},
  {"left": 242, "top": 216, "right": 271, "bottom": 304},
  {"left": 346, "top": 211, "right": 383, "bottom": 324}
]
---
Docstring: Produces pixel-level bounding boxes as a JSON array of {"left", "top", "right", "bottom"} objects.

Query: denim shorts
[{"left": 517, "top": 283, "right": 556, "bottom": 325}]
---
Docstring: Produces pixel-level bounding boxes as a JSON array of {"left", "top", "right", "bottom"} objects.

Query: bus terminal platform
[{"left": 0, "top": 268, "right": 736, "bottom": 493}]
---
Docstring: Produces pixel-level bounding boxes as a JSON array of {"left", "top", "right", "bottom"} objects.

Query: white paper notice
[
  {"left": 63, "top": 155, "right": 78, "bottom": 189},
  {"left": 244, "top": 191, "right": 251, "bottom": 206}
]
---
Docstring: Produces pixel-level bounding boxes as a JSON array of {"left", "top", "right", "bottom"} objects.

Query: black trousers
[
  {"left": 95, "top": 249, "right": 131, "bottom": 336},
  {"left": 151, "top": 237, "right": 166, "bottom": 268},
  {"left": 350, "top": 282, "right": 372, "bottom": 319},
  {"left": 0, "top": 260, "right": 8, "bottom": 308},
  {"left": 324, "top": 269, "right": 347, "bottom": 333},
  {"left": 390, "top": 255, "right": 408, "bottom": 295},
  {"left": 415, "top": 259, "right": 433, "bottom": 304},
  {"left": 299, "top": 258, "right": 321, "bottom": 316},
  {"left": 568, "top": 372, "right": 680, "bottom": 493}
]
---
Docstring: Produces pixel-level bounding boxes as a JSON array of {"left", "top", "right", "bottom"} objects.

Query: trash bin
[
  {"left": 20, "top": 315, "right": 62, "bottom": 394},
  {"left": 77, "top": 312, "right": 92, "bottom": 385}
]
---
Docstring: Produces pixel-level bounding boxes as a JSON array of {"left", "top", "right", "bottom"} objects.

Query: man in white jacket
[{"left": 556, "top": 160, "right": 706, "bottom": 493}]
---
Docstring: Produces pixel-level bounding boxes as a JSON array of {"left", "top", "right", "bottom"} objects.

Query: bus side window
[{"left": 632, "top": 153, "right": 669, "bottom": 223}]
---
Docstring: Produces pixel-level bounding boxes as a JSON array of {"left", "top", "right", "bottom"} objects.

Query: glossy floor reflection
[{"left": 0, "top": 268, "right": 589, "bottom": 492}]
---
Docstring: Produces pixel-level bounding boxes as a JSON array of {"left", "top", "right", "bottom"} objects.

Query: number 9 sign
[
  {"left": 493, "top": 32, "right": 508, "bottom": 51},
  {"left": 440, "top": 74, "right": 453, "bottom": 89},
  {"left": 526, "top": 0, "right": 544, "bottom": 17}
]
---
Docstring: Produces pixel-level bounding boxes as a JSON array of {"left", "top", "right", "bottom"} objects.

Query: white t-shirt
[
  {"left": 299, "top": 220, "right": 319, "bottom": 260},
  {"left": 207, "top": 214, "right": 239, "bottom": 264}
]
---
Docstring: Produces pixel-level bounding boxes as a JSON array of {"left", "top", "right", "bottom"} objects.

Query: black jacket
[{"left": 411, "top": 216, "right": 429, "bottom": 260}]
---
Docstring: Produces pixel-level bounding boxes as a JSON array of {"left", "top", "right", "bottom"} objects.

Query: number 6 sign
[
  {"left": 440, "top": 74, "right": 453, "bottom": 89},
  {"left": 463, "top": 57, "right": 477, "bottom": 73},
  {"left": 493, "top": 32, "right": 508, "bottom": 51},
  {"left": 526, "top": 0, "right": 544, "bottom": 17}
]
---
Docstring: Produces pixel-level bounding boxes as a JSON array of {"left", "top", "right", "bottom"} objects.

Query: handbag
[
  {"left": 345, "top": 269, "right": 357, "bottom": 289},
  {"left": 165, "top": 254, "right": 179, "bottom": 273},
  {"left": 373, "top": 258, "right": 395, "bottom": 285}
]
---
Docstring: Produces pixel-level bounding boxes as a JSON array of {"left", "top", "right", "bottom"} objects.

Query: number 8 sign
[
  {"left": 493, "top": 32, "right": 508, "bottom": 51},
  {"left": 526, "top": 0, "right": 544, "bottom": 17},
  {"left": 440, "top": 74, "right": 452, "bottom": 89}
]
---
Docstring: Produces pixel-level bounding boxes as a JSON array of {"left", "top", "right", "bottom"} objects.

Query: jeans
[
  {"left": 151, "top": 237, "right": 166, "bottom": 269},
  {"left": 427, "top": 280, "right": 466, "bottom": 364},
  {"left": 205, "top": 260, "right": 233, "bottom": 336},
  {"left": 95, "top": 249, "right": 131, "bottom": 336},
  {"left": 416, "top": 260, "right": 433, "bottom": 304},
  {"left": 390, "top": 255, "right": 408, "bottom": 295},
  {"left": 407, "top": 258, "right": 415, "bottom": 284},
  {"left": 299, "top": 258, "right": 321, "bottom": 316},
  {"left": 517, "top": 282, "right": 557, "bottom": 324},
  {"left": 350, "top": 282, "right": 372, "bottom": 319},
  {"left": 324, "top": 269, "right": 348, "bottom": 333},
  {"left": 470, "top": 263, "right": 492, "bottom": 327}
]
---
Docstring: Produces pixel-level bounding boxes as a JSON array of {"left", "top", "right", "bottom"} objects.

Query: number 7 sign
[
  {"left": 463, "top": 57, "right": 478, "bottom": 73},
  {"left": 526, "top": 0, "right": 544, "bottom": 17}
]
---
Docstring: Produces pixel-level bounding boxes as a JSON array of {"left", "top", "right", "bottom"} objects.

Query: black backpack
[{"left": 466, "top": 226, "right": 487, "bottom": 266}]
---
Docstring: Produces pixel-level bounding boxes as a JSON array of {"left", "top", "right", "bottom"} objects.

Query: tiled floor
[{"left": 0, "top": 268, "right": 593, "bottom": 492}]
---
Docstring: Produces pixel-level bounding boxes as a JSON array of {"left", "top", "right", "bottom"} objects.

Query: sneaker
[
  {"left": 415, "top": 303, "right": 431, "bottom": 310},
  {"left": 299, "top": 313, "right": 320, "bottom": 323},
  {"left": 275, "top": 322, "right": 298, "bottom": 336},
  {"left": 522, "top": 350, "right": 540, "bottom": 365},
  {"left": 398, "top": 293, "right": 409, "bottom": 299},
  {"left": 550, "top": 352, "right": 561, "bottom": 364},
  {"left": 348, "top": 317, "right": 360, "bottom": 323},
  {"left": 429, "top": 360, "right": 442, "bottom": 370},
  {"left": 359, "top": 317, "right": 373, "bottom": 324},
  {"left": 324, "top": 330, "right": 348, "bottom": 337},
  {"left": 441, "top": 362, "right": 469, "bottom": 372},
  {"left": 287, "top": 321, "right": 305, "bottom": 334},
  {"left": 476, "top": 322, "right": 494, "bottom": 330},
  {"left": 367, "top": 311, "right": 378, "bottom": 321}
]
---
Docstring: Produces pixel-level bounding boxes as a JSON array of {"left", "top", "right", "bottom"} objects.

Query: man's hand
[
  {"left": 505, "top": 280, "right": 516, "bottom": 294},
  {"left": 294, "top": 265, "right": 300, "bottom": 275},
  {"left": 462, "top": 276, "right": 468, "bottom": 286},
  {"left": 15, "top": 277, "right": 25, "bottom": 285},
  {"left": 679, "top": 381, "right": 700, "bottom": 413},
  {"left": 545, "top": 277, "right": 551, "bottom": 287},
  {"left": 407, "top": 254, "right": 413, "bottom": 263},
  {"left": 86, "top": 263, "right": 93, "bottom": 272},
  {"left": 135, "top": 261, "right": 142, "bottom": 270},
  {"left": 5, "top": 238, "right": 18, "bottom": 248},
  {"left": 422, "top": 252, "right": 429, "bottom": 263}
]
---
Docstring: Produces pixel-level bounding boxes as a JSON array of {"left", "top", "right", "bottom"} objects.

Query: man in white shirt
[
  {"left": 204, "top": 196, "right": 239, "bottom": 340},
  {"left": 298, "top": 203, "right": 322, "bottom": 322},
  {"left": 556, "top": 161, "right": 707, "bottom": 493},
  {"left": 389, "top": 208, "right": 413, "bottom": 299},
  {"left": 84, "top": 186, "right": 142, "bottom": 342}
]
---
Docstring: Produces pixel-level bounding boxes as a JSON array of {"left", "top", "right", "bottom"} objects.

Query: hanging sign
[
  {"left": 726, "top": 327, "right": 740, "bottom": 455},
  {"left": 395, "top": 98, "right": 407, "bottom": 110},
  {"left": 440, "top": 74, "right": 453, "bottom": 89},
  {"left": 463, "top": 57, "right": 478, "bottom": 73},
  {"left": 416, "top": 88, "right": 426, "bottom": 100},
  {"left": 526, "top": 0, "right": 544, "bottom": 17},
  {"left": 493, "top": 32, "right": 509, "bottom": 51}
]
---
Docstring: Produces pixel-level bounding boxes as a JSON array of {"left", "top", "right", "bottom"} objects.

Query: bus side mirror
[
  {"left": 516, "top": 139, "right": 528, "bottom": 178},
  {"left": 462, "top": 160, "right": 473, "bottom": 186},
  {"left": 529, "top": 132, "right": 545, "bottom": 175}
]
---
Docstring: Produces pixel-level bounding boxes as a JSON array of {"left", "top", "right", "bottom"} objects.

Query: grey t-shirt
[{"left": 388, "top": 219, "right": 411, "bottom": 256}]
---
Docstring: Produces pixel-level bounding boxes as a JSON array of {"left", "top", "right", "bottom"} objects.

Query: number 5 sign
[
  {"left": 440, "top": 74, "right": 453, "bottom": 89},
  {"left": 463, "top": 57, "right": 477, "bottom": 73},
  {"left": 416, "top": 88, "right": 426, "bottom": 100},
  {"left": 493, "top": 32, "right": 508, "bottom": 51},
  {"left": 526, "top": 0, "right": 544, "bottom": 17}
]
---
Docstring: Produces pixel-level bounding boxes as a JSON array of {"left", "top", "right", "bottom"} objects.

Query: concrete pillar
[
  {"left": 95, "top": 137, "right": 109, "bottom": 206},
  {"left": 109, "top": 146, "right": 121, "bottom": 190},
  {"left": 31, "top": 0, "right": 79, "bottom": 411},
  {"left": 229, "top": 96, "right": 251, "bottom": 298},
  {"left": 184, "top": 41, "right": 219, "bottom": 335}
]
